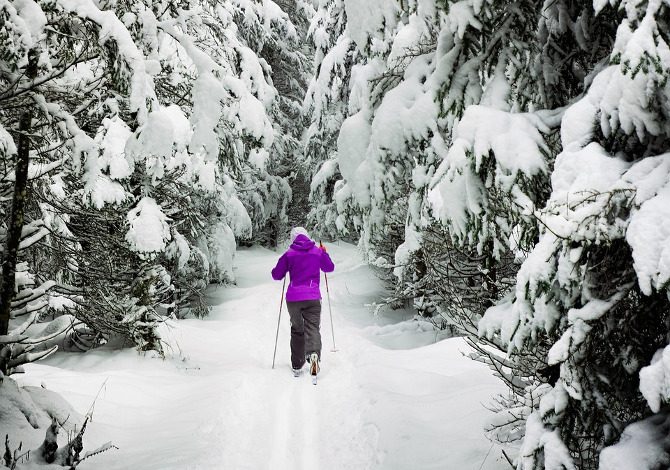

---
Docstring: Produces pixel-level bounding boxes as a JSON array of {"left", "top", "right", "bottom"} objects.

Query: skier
[{"left": 271, "top": 227, "right": 335, "bottom": 379}]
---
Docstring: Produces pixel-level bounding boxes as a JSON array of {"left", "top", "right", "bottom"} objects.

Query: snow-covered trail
[{"left": 19, "top": 243, "right": 508, "bottom": 469}]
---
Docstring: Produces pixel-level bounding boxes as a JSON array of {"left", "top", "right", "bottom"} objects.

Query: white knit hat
[{"left": 290, "top": 226, "right": 309, "bottom": 242}]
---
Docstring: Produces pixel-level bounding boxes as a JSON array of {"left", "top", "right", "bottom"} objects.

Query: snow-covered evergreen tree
[
  {"left": 302, "top": 0, "right": 670, "bottom": 467},
  {"left": 303, "top": 0, "right": 356, "bottom": 239},
  {"left": 0, "top": 0, "right": 301, "bottom": 353},
  {"left": 476, "top": 1, "right": 670, "bottom": 468},
  {"left": 216, "top": 0, "right": 311, "bottom": 246},
  {"left": 7, "top": 0, "right": 670, "bottom": 467}
]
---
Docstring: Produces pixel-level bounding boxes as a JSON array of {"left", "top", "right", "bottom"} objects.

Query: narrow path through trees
[{"left": 21, "top": 243, "right": 506, "bottom": 469}]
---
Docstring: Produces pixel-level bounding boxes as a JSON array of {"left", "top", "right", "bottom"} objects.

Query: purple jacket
[{"left": 271, "top": 235, "right": 335, "bottom": 302}]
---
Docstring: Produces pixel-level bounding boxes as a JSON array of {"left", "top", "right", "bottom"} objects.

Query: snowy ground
[{"left": 17, "top": 242, "right": 509, "bottom": 469}]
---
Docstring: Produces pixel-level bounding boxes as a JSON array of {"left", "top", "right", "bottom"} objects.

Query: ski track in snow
[{"left": 18, "top": 243, "right": 508, "bottom": 469}]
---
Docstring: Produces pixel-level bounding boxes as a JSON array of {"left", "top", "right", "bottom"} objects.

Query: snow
[
  {"left": 188, "top": 72, "right": 227, "bottom": 160},
  {"left": 337, "top": 109, "right": 373, "bottom": 206},
  {"left": 548, "top": 293, "right": 627, "bottom": 366},
  {"left": 237, "top": 45, "right": 277, "bottom": 107},
  {"left": 16, "top": 243, "right": 508, "bottom": 469},
  {"left": 221, "top": 177, "right": 253, "bottom": 239},
  {"left": 480, "top": 61, "right": 511, "bottom": 111},
  {"left": 237, "top": 88, "right": 274, "bottom": 145},
  {"left": 393, "top": 225, "right": 421, "bottom": 281},
  {"left": 98, "top": 117, "right": 133, "bottom": 180},
  {"left": 519, "top": 144, "right": 670, "bottom": 298},
  {"left": 167, "top": 230, "right": 191, "bottom": 271},
  {"left": 82, "top": 174, "right": 127, "bottom": 210},
  {"left": 428, "top": 105, "right": 549, "bottom": 255},
  {"left": 55, "top": 0, "right": 155, "bottom": 121},
  {"left": 14, "top": 262, "right": 35, "bottom": 291},
  {"left": 560, "top": 97, "right": 597, "bottom": 151},
  {"left": 518, "top": 412, "right": 575, "bottom": 470},
  {"left": 370, "top": 55, "right": 438, "bottom": 156},
  {"left": 628, "top": 184, "right": 670, "bottom": 294},
  {"left": 428, "top": 139, "right": 484, "bottom": 238},
  {"left": 387, "top": 15, "right": 427, "bottom": 65},
  {"left": 131, "top": 105, "right": 190, "bottom": 166},
  {"left": 478, "top": 140, "right": 639, "bottom": 353},
  {"left": 304, "top": 35, "right": 353, "bottom": 123},
  {"left": 0, "top": 376, "right": 79, "bottom": 448},
  {"left": 445, "top": 1, "right": 483, "bottom": 39},
  {"left": 599, "top": 412, "right": 670, "bottom": 470},
  {"left": 639, "top": 346, "right": 670, "bottom": 413},
  {"left": 197, "top": 160, "right": 217, "bottom": 191},
  {"left": 310, "top": 158, "right": 339, "bottom": 193},
  {"left": 11, "top": 0, "right": 46, "bottom": 47},
  {"left": 591, "top": 4, "right": 670, "bottom": 141},
  {"left": 348, "top": 58, "right": 385, "bottom": 114},
  {"left": 625, "top": 154, "right": 670, "bottom": 295},
  {"left": 478, "top": 232, "right": 561, "bottom": 351},
  {"left": 343, "top": 0, "right": 398, "bottom": 51},
  {"left": 48, "top": 296, "right": 75, "bottom": 312},
  {"left": 125, "top": 197, "right": 172, "bottom": 254},
  {"left": 248, "top": 148, "right": 269, "bottom": 172},
  {"left": 0, "top": 122, "right": 17, "bottom": 157},
  {"left": 453, "top": 106, "right": 548, "bottom": 184},
  {"left": 203, "top": 222, "right": 237, "bottom": 283}
]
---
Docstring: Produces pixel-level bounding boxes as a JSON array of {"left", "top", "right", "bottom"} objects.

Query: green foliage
[
  {"left": 0, "top": 0, "right": 303, "bottom": 354},
  {"left": 303, "top": 0, "right": 670, "bottom": 468}
]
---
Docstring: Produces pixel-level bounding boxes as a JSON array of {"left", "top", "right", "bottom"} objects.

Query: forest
[{"left": 1, "top": 0, "right": 670, "bottom": 468}]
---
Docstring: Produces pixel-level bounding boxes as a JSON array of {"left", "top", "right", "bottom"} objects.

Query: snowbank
[{"left": 17, "top": 242, "right": 507, "bottom": 469}]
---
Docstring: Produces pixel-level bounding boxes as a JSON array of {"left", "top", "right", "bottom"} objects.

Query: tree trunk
[
  {"left": 0, "top": 113, "right": 31, "bottom": 336},
  {"left": 483, "top": 239, "right": 498, "bottom": 310},
  {"left": 0, "top": 50, "right": 38, "bottom": 336}
]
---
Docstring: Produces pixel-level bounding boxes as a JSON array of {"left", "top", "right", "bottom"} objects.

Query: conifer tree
[
  {"left": 304, "top": 1, "right": 670, "bottom": 467},
  {"left": 0, "top": 0, "right": 300, "bottom": 354},
  {"left": 303, "top": 0, "right": 357, "bottom": 239},
  {"left": 475, "top": 1, "right": 670, "bottom": 467}
]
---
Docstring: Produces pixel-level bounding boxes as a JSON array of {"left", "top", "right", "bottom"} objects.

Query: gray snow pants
[{"left": 286, "top": 299, "right": 322, "bottom": 369}]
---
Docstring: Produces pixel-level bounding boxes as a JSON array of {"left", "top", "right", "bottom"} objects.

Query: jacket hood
[
  {"left": 290, "top": 234, "right": 315, "bottom": 251},
  {"left": 290, "top": 226, "right": 309, "bottom": 242}
]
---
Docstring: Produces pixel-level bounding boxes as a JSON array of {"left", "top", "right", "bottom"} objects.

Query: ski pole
[
  {"left": 324, "top": 272, "right": 337, "bottom": 352},
  {"left": 272, "top": 277, "right": 287, "bottom": 369}
]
